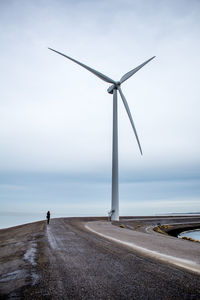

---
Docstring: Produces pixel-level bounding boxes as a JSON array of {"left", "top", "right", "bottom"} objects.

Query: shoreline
[{"left": 1, "top": 214, "right": 200, "bottom": 230}]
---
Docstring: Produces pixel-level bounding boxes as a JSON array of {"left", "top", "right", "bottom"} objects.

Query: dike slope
[{"left": 0, "top": 217, "right": 200, "bottom": 299}]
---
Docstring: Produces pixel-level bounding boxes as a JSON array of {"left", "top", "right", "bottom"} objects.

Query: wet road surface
[{"left": 1, "top": 218, "right": 200, "bottom": 299}]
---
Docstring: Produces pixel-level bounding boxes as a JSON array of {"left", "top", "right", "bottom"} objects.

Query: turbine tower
[{"left": 48, "top": 48, "right": 155, "bottom": 221}]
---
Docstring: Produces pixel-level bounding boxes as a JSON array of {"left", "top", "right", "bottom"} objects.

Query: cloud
[
  {"left": 0, "top": 0, "right": 199, "bottom": 175},
  {"left": 0, "top": 171, "right": 199, "bottom": 217}
]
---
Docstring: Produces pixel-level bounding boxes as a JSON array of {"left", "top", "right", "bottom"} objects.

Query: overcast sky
[{"left": 0, "top": 0, "right": 200, "bottom": 221}]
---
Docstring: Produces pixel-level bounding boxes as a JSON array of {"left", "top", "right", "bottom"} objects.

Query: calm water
[
  {"left": 178, "top": 229, "right": 200, "bottom": 241},
  {"left": 0, "top": 213, "right": 44, "bottom": 229},
  {"left": 1, "top": 171, "right": 200, "bottom": 229}
]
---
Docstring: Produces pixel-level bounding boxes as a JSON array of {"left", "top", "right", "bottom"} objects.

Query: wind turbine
[{"left": 48, "top": 47, "right": 155, "bottom": 221}]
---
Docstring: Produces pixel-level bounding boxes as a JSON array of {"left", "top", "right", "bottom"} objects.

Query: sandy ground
[{"left": 0, "top": 217, "right": 200, "bottom": 299}]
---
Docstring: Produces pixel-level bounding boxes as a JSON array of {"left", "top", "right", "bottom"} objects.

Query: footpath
[{"left": 85, "top": 221, "right": 200, "bottom": 274}]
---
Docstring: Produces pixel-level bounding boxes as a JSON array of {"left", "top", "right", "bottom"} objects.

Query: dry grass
[
  {"left": 181, "top": 236, "right": 200, "bottom": 243},
  {"left": 154, "top": 225, "right": 168, "bottom": 235},
  {"left": 119, "top": 224, "right": 125, "bottom": 228},
  {"left": 134, "top": 225, "right": 142, "bottom": 230}
]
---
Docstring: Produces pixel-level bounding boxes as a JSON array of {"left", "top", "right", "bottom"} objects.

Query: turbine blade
[
  {"left": 48, "top": 48, "right": 116, "bottom": 84},
  {"left": 118, "top": 87, "right": 143, "bottom": 155},
  {"left": 120, "top": 56, "right": 155, "bottom": 84}
]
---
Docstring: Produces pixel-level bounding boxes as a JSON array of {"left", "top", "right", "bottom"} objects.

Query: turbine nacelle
[{"left": 107, "top": 82, "right": 121, "bottom": 94}]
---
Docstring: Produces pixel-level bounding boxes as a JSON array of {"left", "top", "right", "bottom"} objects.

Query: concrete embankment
[{"left": 86, "top": 219, "right": 200, "bottom": 274}]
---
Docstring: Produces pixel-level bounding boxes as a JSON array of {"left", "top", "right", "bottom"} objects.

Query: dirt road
[{"left": 1, "top": 218, "right": 200, "bottom": 299}]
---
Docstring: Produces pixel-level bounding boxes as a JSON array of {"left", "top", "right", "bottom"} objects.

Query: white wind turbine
[{"left": 49, "top": 47, "right": 155, "bottom": 221}]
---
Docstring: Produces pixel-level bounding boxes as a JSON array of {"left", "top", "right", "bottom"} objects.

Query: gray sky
[
  {"left": 0, "top": 0, "right": 200, "bottom": 220},
  {"left": 1, "top": 0, "right": 199, "bottom": 172}
]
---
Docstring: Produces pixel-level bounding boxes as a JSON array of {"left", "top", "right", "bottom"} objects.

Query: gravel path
[{"left": 1, "top": 217, "right": 200, "bottom": 299}]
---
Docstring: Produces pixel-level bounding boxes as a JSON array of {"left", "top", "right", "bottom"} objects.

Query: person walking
[{"left": 46, "top": 210, "right": 50, "bottom": 224}]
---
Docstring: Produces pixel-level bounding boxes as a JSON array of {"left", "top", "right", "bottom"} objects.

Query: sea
[
  {"left": 0, "top": 212, "right": 45, "bottom": 229},
  {"left": 178, "top": 229, "right": 200, "bottom": 241},
  {"left": 0, "top": 171, "right": 200, "bottom": 230}
]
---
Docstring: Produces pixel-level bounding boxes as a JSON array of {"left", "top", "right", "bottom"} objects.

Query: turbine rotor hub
[{"left": 107, "top": 82, "right": 121, "bottom": 94}]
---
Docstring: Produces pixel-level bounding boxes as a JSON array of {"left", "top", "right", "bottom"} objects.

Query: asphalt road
[{"left": 1, "top": 218, "right": 200, "bottom": 299}]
